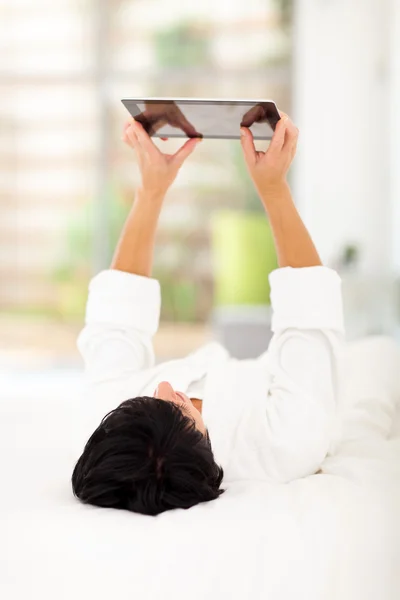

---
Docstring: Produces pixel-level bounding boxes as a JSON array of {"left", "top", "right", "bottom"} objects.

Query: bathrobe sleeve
[
  {"left": 76, "top": 270, "right": 161, "bottom": 384},
  {"left": 262, "top": 266, "right": 345, "bottom": 482}
]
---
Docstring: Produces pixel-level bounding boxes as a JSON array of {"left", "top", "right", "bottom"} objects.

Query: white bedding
[{"left": 1, "top": 340, "right": 400, "bottom": 600}]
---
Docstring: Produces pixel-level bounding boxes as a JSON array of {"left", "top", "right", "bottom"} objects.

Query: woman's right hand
[
  {"left": 122, "top": 119, "right": 201, "bottom": 199},
  {"left": 240, "top": 113, "right": 299, "bottom": 199}
]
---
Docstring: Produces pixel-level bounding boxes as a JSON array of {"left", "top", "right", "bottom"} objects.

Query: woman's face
[{"left": 154, "top": 381, "right": 207, "bottom": 436}]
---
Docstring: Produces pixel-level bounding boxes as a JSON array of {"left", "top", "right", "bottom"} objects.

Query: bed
[{"left": 2, "top": 340, "right": 400, "bottom": 600}]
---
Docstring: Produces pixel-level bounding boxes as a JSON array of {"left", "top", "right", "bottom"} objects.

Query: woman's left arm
[{"left": 262, "top": 267, "right": 345, "bottom": 482}]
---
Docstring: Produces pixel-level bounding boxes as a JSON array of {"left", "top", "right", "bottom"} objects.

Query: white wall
[
  {"left": 389, "top": 0, "right": 400, "bottom": 271},
  {"left": 292, "top": 0, "right": 395, "bottom": 273}
]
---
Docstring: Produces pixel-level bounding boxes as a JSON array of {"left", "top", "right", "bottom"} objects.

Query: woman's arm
[
  {"left": 241, "top": 115, "right": 344, "bottom": 482},
  {"left": 111, "top": 190, "right": 164, "bottom": 277},
  {"left": 112, "top": 119, "right": 201, "bottom": 276},
  {"left": 77, "top": 121, "right": 201, "bottom": 383},
  {"left": 240, "top": 115, "right": 321, "bottom": 268},
  {"left": 260, "top": 181, "right": 321, "bottom": 268}
]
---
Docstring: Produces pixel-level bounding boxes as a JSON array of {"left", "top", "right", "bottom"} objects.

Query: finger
[
  {"left": 122, "top": 120, "right": 137, "bottom": 148},
  {"left": 291, "top": 137, "right": 298, "bottom": 160},
  {"left": 275, "top": 110, "right": 288, "bottom": 132},
  {"left": 126, "top": 125, "right": 141, "bottom": 155},
  {"left": 267, "top": 116, "right": 288, "bottom": 154},
  {"left": 123, "top": 125, "right": 136, "bottom": 147},
  {"left": 240, "top": 127, "right": 257, "bottom": 167},
  {"left": 130, "top": 119, "right": 161, "bottom": 158},
  {"left": 122, "top": 132, "right": 134, "bottom": 149},
  {"left": 123, "top": 120, "right": 133, "bottom": 134},
  {"left": 283, "top": 119, "right": 299, "bottom": 152},
  {"left": 172, "top": 137, "right": 201, "bottom": 166}
]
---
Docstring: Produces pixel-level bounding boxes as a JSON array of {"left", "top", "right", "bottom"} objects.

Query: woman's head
[{"left": 72, "top": 385, "right": 224, "bottom": 516}]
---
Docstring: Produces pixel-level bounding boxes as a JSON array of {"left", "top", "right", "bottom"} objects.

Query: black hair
[{"left": 72, "top": 396, "right": 224, "bottom": 516}]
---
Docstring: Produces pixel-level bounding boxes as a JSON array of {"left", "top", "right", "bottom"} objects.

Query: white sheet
[{"left": 1, "top": 342, "right": 400, "bottom": 600}]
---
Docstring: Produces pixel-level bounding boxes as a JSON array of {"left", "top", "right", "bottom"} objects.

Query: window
[{"left": 0, "top": 0, "right": 292, "bottom": 363}]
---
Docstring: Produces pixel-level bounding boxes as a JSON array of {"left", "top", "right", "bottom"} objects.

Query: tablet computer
[{"left": 121, "top": 98, "right": 280, "bottom": 140}]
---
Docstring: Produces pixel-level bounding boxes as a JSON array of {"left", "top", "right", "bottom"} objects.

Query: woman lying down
[{"left": 71, "top": 113, "right": 400, "bottom": 516}]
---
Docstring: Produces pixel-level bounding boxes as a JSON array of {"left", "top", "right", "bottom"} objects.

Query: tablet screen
[{"left": 121, "top": 99, "right": 280, "bottom": 140}]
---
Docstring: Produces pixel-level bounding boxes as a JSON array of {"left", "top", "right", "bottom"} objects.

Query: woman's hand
[
  {"left": 122, "top": 119, "right": 202, "bottom": 199},
  {"left": 240, "top": 112, "right": 299, "bottom": 200}
]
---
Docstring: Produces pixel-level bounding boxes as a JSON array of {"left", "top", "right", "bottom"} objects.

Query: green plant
[
  {"left": 153, "top": 21, "right": 211, "bottom": 68},
  {"left": 53, "top": 185, "right": 201, "bottom": 322},
  {"left": 153, "top": 268, "right": 198, "bottom": 322},
  {"left": 152, "top": 228, "right": 203, "bottom": 322},
  {"left": 273, "top": 0, "right": 293, "bottom": 29},
  {"left": 210, "top": 147, "right": 278, "bottom": 308},
  {"left": 211, "top": 211, "right": 278, "bottom": 307},
  {"left": 52, "top": 183, "right": 131, "bottom": 318}
]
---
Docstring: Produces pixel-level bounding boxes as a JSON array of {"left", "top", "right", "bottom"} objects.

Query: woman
[{"left": 71, "top": 113, "right": 358, "bottom": 515}]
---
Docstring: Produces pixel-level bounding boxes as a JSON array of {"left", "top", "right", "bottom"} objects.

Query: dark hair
[{"left": 72, "top": 397, "right": 224, "bottom": 516}]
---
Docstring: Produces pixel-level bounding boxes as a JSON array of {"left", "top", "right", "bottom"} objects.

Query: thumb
[
  {"left": 173, "top": 137, "right": 201, "bottom": 166},
  {"left": 240, "top": 127, "right": 256, "bottom": 168}
]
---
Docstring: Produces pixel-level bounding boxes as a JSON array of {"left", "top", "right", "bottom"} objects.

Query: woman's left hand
[{"left": 122, "top": 119, "right": 202, "bottom": 198}]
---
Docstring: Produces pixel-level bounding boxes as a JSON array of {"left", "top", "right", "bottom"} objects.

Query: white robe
[{"left": 76, "top": 266, "right": 346, "bottom": 483}]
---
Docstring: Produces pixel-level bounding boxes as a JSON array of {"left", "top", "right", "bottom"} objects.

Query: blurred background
[{"left": 1, "top": 0, "right": 400, "bottom": 393}]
